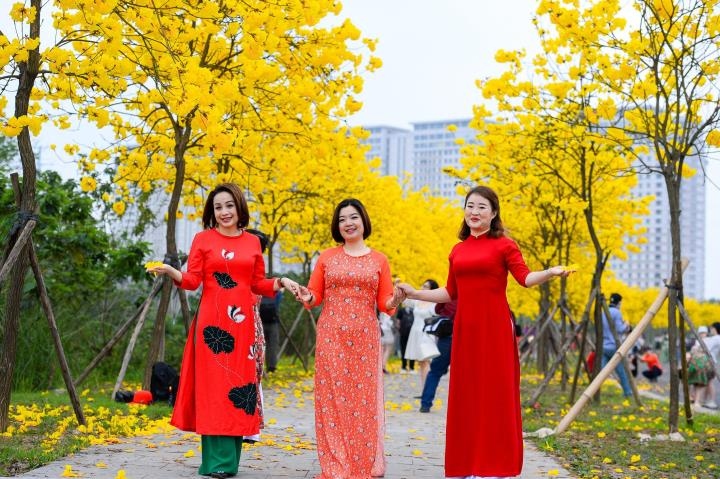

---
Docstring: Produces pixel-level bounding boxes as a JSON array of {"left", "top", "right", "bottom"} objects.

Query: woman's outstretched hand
[
  {"left": 147, "top": 263, "right": 182, "bottom": 283},
  {"left": 388, "top": 286, "right": 407, "bottom": 310},
  {"left": 396, "top": 282, "right": 416, "bottom": 299},
  {"left": 296, "top": 285, "right": 314, "bottom": 304},
  {"left": 280, "top": 277, "right": 301, "bottom": 296}
]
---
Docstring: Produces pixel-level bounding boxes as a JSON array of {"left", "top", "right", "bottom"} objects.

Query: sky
[{"left": 338, "top": 0, "right": 720, "bottom": 300}]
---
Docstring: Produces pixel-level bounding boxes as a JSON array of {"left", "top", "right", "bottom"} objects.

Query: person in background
[
  {"left": 396, "top": 298, "right": 415, "bottom": 373},
  {"left": 149, "top": 183, "right": 301, "bottom": 479},
  {"left": 691, "top": 325, "right": 719, "bottom": 409},
  {"left": 403, "top": 279, "right": 440, "bottom": 394},
  {"left": 246, "top": 229, "right": 282, "bottom": 375},
  {"left": 296, "top": 198, "right": 404, "bottom": 479},
  {"left": 638, "top": 345, "right": 662, "bottom": 383},
  {"left": 601, "top": 293, "right": 633, "bottom": 397},
  {"left": 379, "top": 311, "right": 396, "bottom": 374},
  {"left": 398, "top": 185, "right": 571, "bottom": 478},
  {"left": 706, "top": 321, "right": 720, "bottom": 409},
  {"left": 419, "top": 299, "right": 456, "bottom": 413}
]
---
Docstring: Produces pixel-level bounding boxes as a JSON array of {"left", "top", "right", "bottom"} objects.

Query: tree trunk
[
  {"left": 666, "top": 175, "right": 683, "bottom": 433},
  {"left": 143, "top": 123, "right": 189, "bottom": 388},
  {"left": 0, "top": 0, "right": 41, "bottom": 432}
]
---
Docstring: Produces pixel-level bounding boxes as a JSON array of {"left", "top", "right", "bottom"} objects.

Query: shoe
[
  {"left": 702, "top": 401, "right": 718, "bottom": 409},
  {"left": 209, "top": 473, "right": 230, "bottom": 479},
  {"left": 408, "top": 370, "right": 418, "bottom": 375},
  {"left": 419, "top": 406, "right": 430, "bottom": 413},
  {"left": 400, "top": 369, "right": 408, "bottom": 375}
]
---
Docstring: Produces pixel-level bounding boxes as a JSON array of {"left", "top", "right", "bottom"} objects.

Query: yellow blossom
[
  {"left": 61, "top": 465, "right": 79, "bottom": 477},
  {"left": 112, "top": 201, "right": 126, "bottom": 216}
]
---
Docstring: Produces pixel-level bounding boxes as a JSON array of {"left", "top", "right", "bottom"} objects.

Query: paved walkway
[{"left": 5, "top": 371, "right": 575, "bottom": 479}]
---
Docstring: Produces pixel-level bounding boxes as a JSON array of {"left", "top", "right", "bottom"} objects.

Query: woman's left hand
[{"left": 388, "top": 286, "right": 406, "bottom": 309}]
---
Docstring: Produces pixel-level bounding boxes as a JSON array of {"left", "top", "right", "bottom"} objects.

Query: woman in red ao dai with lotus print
[
  {"left": 297, "top": 199, "right": 404, "bottom": 479},
  {"left": 149, "top": 183, "right": 301, "bottom": 479},
  {"left": 399, "top": 186, "right": 570, "bottom": 479}
]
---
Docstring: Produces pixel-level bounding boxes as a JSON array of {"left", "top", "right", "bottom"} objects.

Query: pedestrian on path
[
  {"left": 404, "top": 279, "right": 440, "bottom": 395},
  {"left": 419, "top": 299, "right": 456, "bottom": 413},
  {"left": 148, "top": 183, "right": 301, "bottom": 479},
  {"left": 399, "top": 185, "right": 571, "bottom": 479},
  {"left": 296, "top": 198, "right": 405, "bottom": 479},
  {"left": 600, "top": 293, "right": 633, "bottom": 398}
]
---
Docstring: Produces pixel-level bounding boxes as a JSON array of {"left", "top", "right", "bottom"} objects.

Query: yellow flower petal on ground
[
  {"left": 548, "top": 469, "right": 559, "bottom": 476},
  {"left": 695, "top": 455, "right": 704, "bottom": 461},
  {"left": 184, "top": 449, "right": 195, "bottom": 457},
  {"left": 96, "top": 461, "right": 108, "bottom": 468},
  {"left": 412, "top": 449, "right": 423, "bottom": 456},
  {"left": 597, "top": 432, "right": 606, "bottom": 438},
  {"left": 115, "top": 471, "right": 126, "bottom": 479},
  {"left": 62, "top": 465, "right": 80, "bottom": 477},
  {"left": 630, "top": 454, "right": 641, "bottom": 463}
]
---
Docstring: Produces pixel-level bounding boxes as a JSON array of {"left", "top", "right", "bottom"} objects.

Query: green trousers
[{"left": 199, "top": 435, "right": 243, "bottom": 476}]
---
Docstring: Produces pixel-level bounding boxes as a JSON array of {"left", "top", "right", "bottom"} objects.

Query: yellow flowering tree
[
  {"left": 45, "top": 0, "right": 381, "bottom": 386},
  {"left": 539, "top": 0, "right": 720, "bottom": 433},
  {"left": 452, "top": 30, "right": 649, "bottom": 377}
]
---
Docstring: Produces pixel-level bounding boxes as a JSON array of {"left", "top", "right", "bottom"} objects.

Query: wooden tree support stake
[{"left": 554, "top": 259, "right": 688, "bottom": 435}]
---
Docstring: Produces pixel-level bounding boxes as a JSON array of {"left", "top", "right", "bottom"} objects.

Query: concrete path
[{"left": 5, "top": 371, "right": 575, "bottom": 479}]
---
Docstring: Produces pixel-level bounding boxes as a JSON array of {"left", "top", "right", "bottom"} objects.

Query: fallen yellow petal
[{"left": 62, "top": 465, "right": 80, "bottom": 477}]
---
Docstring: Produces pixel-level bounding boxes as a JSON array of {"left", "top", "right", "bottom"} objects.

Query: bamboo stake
[
  {"left": 111, "top": 277, "right": 160, "bottom": 400},
  {"left": 75, "top": 277, "right": 164, "bottom": 387},
  {"left": 554, "top": 259, "right": 688, "bottom": 435},
  {"left": 28, "top": 240, "right": 86, "bottom": 426}
]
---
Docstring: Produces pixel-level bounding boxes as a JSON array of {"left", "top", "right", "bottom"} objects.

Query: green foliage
[{"left": 0, "top": 153, "right": 173, "bottom": 390}]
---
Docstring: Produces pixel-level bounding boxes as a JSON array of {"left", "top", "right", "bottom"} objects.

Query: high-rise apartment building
[
  {"left": 363, "top": 125, "right": 413, "bottom": 179},
  {"left": 610, "top": 161, "right": 706, "bottom": 299},
  {"left": 411, "top": 119, "right": 476, "bottom": 198},
  {"left": 361, "top": 120, "right": 707, "bottom": 299}
]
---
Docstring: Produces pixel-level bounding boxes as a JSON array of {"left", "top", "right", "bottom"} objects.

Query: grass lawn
[
  {"left": 1, "top": 360, "right": 718, "bottom": 478},
  {"left": 521, "top": 372, "right": 719, "bottom": 479}
]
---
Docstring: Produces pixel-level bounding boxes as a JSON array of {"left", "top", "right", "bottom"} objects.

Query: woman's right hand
[
  {"left": 397, "top": 282, "right": 416, "bottom": 299},
  {"left": 147, "top": 264, "right": 182, "bottom": 283}
]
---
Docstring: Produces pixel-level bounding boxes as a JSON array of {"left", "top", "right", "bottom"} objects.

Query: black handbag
[{"left": 423, "top": 315, "right": 453, "bottom": 338}]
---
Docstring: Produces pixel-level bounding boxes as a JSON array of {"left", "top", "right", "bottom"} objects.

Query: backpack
[
  {"left": 422, "top": 315, "right": 453, "bottom": 338},
  {"left": 150, "top": 361, "right": 179, "bottom": 406}
]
